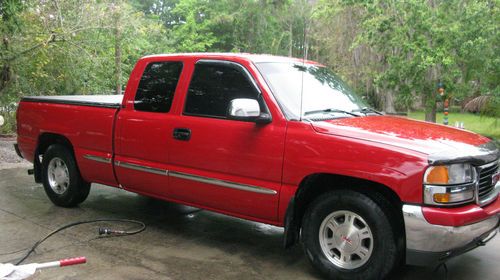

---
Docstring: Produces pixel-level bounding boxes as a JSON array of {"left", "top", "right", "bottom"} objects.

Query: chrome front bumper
[{"left": 403, "top": 204, "right": 499, "bottom": 265}]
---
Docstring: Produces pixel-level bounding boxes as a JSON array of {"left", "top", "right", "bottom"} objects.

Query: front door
[{"left": 167, "top": 60, "right": 286, "bottom": 222}]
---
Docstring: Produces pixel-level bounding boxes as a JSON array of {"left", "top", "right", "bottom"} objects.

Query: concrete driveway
[{"left": 0, "top": 151, "right": 499, "bottom": 279}]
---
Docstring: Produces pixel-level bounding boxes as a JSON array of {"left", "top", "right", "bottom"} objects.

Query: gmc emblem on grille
[{"left": 493, "top": 171, "right": 500, "bottom": 186}]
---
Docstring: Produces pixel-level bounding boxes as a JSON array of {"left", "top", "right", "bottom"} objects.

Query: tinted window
[
  {"left": 134, "top": 62, "right": 183, "bottom": 112},
  {"left": 184, "top": 62, "right": 259, "bottom": 118}
]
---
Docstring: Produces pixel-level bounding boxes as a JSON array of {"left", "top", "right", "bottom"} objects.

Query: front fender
[{"left": 279, "top": 122, "right": 428, "bottom": 225}]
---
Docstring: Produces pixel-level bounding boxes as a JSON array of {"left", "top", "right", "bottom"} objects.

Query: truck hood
[{"left": 312, "top": 116, "right": 498, "bottom": 165}]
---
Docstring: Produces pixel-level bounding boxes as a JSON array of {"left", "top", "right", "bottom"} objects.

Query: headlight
[
  {"left": 423, "top": 163, "right": 476, "bottom": 205},
  {"left": 424, "top": 163, "right": 475, "bottom": 185}
]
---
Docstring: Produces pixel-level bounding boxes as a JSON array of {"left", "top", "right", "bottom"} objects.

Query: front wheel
[
  {"left": 301, "top": 190, "right": 401, "bottom": 280},
  {"left": 42, "top": 144, "right": 91, "bottom": 207}
]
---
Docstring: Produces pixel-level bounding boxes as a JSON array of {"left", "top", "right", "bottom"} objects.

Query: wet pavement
[{"left": 0, "top": 167, "right": 499, "bottom": 280}]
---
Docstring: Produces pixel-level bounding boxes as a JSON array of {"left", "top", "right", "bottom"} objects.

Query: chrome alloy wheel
[
  {"left": 319, "top": 210, "right": 374, "bottom": 269},
  {"left": 47, "top": 157, "right": 70, "bottom": 194}
]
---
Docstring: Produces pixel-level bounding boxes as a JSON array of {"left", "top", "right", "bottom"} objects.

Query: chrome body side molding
[
  {"left": 83, "top": 154, "right": 111, "bottom": 164},
  {"left": 112, "top": 161, "right": 277, "bottom": 195},
  {"left": 114, "top": 161, "right": 168, "bottom": 176},
  {"left": 169, "top": 171, "right": 278, "bottom": 195}
]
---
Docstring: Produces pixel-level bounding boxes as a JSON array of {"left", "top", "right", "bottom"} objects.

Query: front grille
[{"left": 477, "top": 161, "right": 499, "bottom": 202}]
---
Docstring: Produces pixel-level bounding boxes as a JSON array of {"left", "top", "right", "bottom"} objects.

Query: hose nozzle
[{"left": 98, "top": 227, "right": 126, "bottom": 235}]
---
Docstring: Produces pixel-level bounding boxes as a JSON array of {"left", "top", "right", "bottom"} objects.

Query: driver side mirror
[{"left": 228, "top": 98, "right": 271, "bottom": 124}]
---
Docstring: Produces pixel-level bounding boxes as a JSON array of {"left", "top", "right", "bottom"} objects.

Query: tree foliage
[
  {"left": 315, "top": 0, "right": 499, "bottom": 119},
  {"left": 1, "top": 0, "right": 498, "bottom": 133}
]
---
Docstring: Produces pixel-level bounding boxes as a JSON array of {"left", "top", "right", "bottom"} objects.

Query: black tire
[
  {"left": 42, "top": 144, "right": 91, "bottom": 207},
  {"left": 301, "top": 190, "right": 400, "bottom": 280}
]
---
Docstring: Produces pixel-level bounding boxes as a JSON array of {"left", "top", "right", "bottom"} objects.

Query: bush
[
  {"left": 0, "top": 112, "right": 16, "bottom": 135},
  {"left": 482, "top": 95, "right": 499, "bottom": 120}
]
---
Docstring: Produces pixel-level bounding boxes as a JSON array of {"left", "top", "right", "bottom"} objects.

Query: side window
[
  {"left": 184, "top": 62, "right": 259, "bottom": 118},
  {"left": 134, "top": 61, "right": 183, "bottom": 113}
]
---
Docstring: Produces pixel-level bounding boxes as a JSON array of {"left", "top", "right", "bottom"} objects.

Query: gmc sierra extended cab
[{"left": 15, "top": 53, "right": 499, "bottom": 279}]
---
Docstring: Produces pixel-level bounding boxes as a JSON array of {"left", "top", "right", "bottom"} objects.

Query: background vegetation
[{"left": 1, "top": 0, "right": 499, "bottom": 137}]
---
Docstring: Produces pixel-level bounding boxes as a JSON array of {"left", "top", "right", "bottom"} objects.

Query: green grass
[{"left": 408, "top": 111, "right": 499, "bottom": 140}]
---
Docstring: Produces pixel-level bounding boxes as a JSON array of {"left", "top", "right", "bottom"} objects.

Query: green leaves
[
  {"left": 315, "top": 0, "right": 499, "bottom": 116},
  {"left": 0, "top": 0, "right": 498, "bottom": 133}
]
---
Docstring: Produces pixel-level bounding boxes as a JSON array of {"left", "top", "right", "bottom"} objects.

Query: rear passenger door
[
  {"left": 114, "top": 60, "right": 183, "bottom": 197},
  {"left": 167, "top": 60, "right": 286, "bottom": 222}
]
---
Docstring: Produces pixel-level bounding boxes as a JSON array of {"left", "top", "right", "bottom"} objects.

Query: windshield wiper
[
  {"left": 304, "top": 108, "right": 360, "bottom": 117},
  {"left": 354, "top": 107, "right": 383, "bottom": 115}
]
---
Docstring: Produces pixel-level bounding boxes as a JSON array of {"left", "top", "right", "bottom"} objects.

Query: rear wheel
[
  {"left": 301, "top": 190, "right": 400, "bottom": 280},
  {"left": 42, "top": 144, "right": 90, "bottom": 207}
]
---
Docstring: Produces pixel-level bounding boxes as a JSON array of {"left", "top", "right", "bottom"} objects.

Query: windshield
[{"left": 256, "top": 62, "right": 367, "bottom": 120}]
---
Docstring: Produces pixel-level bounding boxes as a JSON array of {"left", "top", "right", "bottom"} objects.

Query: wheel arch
[
  {"left": 33, "top": 133, "right": 75, "bottom": 183},
  {"left": 283, "top": 172, "right": 405, "bottom": 250}
]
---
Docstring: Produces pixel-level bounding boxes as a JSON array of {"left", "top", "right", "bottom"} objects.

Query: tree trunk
[
  {"left": 114, "top": 34, "right": 121, "bottom": 95},
  {"left": 0, "top": 64, "right": 11, "bottom": 95},
  {"left": 424, "top": 92, "right": 437, "bottom": 122},
  {"left": 383, "top": 89, "right": 396, "bottom": 113},
  {"left": 114, "top": 3, "right": 122, "bottom": 95},
  {"left": 288, "top": 23, "right": 293, "bottom": 57},
  {"left": 425, "top": 105, "right": 437, "bottom": 122},
  {"left": 424, "top": 64, "right": 440, "bottom": 122},
  {"left": 0, "top": 37, "right": 11, "bottom": 95},
  {"left": 303, "top": 25, "right": 309, "bottom": 60}
]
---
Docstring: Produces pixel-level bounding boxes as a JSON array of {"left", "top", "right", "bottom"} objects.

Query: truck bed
[
  {"left": 17, "top": 96, "right": 121, "bottom": 185},
  {"left": 21, "top": 95, "right": 123, "bottom": 109}
]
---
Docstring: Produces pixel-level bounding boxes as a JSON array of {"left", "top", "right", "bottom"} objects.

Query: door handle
[{"left": 173, "top": 128, "right": 191, "bottom": 141}]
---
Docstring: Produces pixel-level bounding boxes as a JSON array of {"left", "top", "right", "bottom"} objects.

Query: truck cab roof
[{"left": 140, "top": 53, "right": 322, "bottom": 65}]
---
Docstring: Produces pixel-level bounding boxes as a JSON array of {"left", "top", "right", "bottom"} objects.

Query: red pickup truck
[{"left": 15, "top": 53, "right": 499, "bottom": 279}]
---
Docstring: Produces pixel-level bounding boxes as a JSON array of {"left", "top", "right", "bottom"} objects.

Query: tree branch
[{"left": 1, "top": 33, "right": 57, "bottom": 62}]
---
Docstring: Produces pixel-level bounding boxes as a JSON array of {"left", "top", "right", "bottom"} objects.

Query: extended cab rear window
[
  {"left": 134, "top": 61, "right": 183, "bottom": 113},
  {"left": 184, "top": 61, "right": 259, "bottom": 118}
]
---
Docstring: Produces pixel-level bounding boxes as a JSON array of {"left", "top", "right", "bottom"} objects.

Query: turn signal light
[
  {"left": 433, "top": 193, "right": 451, "bottom": 203},
  {"left": 425, "top": 166, "right": 449, "bottom": 184}
]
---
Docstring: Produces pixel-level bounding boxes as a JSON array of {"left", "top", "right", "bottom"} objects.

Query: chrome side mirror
[
  {"left": 228, "top": 98, "right": 260, "bottom": 117},
  {"left": 228, "top": 98, "right": 271, "bottom": 123}
]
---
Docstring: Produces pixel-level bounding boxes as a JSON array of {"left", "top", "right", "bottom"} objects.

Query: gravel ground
[{"left": 0, "top": 136, "right": 31, "bottom": 169}]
